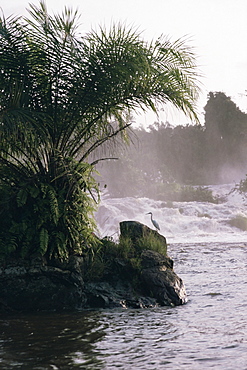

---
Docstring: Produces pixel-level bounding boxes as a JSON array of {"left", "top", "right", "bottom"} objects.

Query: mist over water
[{"left": 95, "top": 183, "right": 247, "bottom": 244}]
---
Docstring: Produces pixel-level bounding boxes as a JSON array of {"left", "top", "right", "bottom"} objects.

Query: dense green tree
[
  {"left": 204, "top": 92, "right": 247, "bottom": 141},
  {"left": 99, "top": 91, "right": 247, "bottom": 196},
  {"left": 98, "top": 122, "right": 207, "bottom": 199},
  {"left": 204, "top": 92, "right": 247, "bottom": 180},
  {"left": 0, "top": 1, "right": 200, "bottom": 259}
]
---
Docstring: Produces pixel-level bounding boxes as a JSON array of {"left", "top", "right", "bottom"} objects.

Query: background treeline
[{"left": 97, "top": 92, "right": 247, "bottom": 199}]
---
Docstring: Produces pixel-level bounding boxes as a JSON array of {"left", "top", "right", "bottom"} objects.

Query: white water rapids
[{"left": 95, "top": 183, "right": 247, "bottom": 244}]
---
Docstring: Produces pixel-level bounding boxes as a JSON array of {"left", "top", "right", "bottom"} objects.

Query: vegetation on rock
[
  {"left": 83, "top": 225, "right": 168, "bottom": 285},
  {"left": 0, "top": 1, "right": 200, "bottom": 261}
]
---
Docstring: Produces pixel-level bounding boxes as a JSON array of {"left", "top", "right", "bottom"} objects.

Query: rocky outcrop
[
  {"left": 84, "top": 247, "right": 187, "bottom": 309},
  {"left": 141, "top": 249, "right": 187, "bottom": 306},
  {"left": 120, "top": 220, "right": 167, "bottom": 246},
  {"left": 0, "top": 256, "right": 86, "bottom": 312},
  {"left": 0, "top": 221, "right": 187, "bottom": 312}
]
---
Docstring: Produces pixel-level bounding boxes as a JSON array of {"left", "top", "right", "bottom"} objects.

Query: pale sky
[{"left": 2, "top": 0, "right": 247, "bottom": 126}]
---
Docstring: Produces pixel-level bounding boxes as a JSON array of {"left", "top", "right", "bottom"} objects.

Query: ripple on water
[{"left": 0, "top": 243, "right": 247, "bottom": 369}]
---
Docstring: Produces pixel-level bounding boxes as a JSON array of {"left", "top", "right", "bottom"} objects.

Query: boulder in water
[
  {"left": 120, "top": 220, "right": 167, "bottom": 246},
  {"left": 86, "top": 221, "right": 187, "bottom": 308},
  {"left": 0, "top": 221, "right": 187, "bottom": 312},
  {"left": 140, "top": 249, "right": 187, "bottom": 306}
]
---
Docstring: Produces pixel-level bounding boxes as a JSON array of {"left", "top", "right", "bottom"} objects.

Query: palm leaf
[{"left": 0, "top": 1, "right": 200, "bottom": 260}]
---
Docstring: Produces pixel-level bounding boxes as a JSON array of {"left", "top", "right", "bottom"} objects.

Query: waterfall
[{"left": 95, "top": 184, "right": 247, "bottom": 244}]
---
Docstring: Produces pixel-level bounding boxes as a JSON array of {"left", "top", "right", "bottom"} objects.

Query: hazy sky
[{"left": 2, "top": 0, "right": 247, "bottom": 126}]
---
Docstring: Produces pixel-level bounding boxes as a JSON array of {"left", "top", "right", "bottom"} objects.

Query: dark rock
[
  {"left": 0, "top": 221, "right": 187, "bottom": 312},
  {"left": 84, "top": 280, "right": 157, "bottom": 309},
  {"left": 141, "top": 249, "right": 173, "bottom": 269},
  {"left": 0, "top": 257, "right": 86, "bottom": 312},
  {"left": 140, "top": 250, "right": 187, "bottom": 306},
  {"left": 120, "top": 221, "right": 186, "bottom": 306},
  {"left": 120, "top": 220, "right": 167, "bottom": 247}
]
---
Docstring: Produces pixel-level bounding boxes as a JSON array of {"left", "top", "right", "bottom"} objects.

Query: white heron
[{"left": 146, "top": 212, "right": 160, "bottom": 231}]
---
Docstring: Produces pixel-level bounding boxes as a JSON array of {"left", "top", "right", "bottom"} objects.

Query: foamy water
[{"left": 95, "top": 184, "right": 247, "bottom": 244}]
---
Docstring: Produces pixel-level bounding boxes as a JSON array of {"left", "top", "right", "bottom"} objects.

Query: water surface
[{"left": 1, "top": 242, "right": 247, "bottom": 369}]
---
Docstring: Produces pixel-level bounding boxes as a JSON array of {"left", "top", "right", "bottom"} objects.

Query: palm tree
[{"left": 0, "top": 1, "right": 200, "bottom": 260}]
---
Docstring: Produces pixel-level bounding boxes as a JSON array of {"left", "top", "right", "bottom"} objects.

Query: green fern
[
  {"left": 29, "top": 185, "right": 40, "bottom": 198},
  {"left": 51, "top": 231, "right": 68, "bottom": 260},
  {"left": 39, "top": 228, "right": 49, "bottom": 254},
  {"left": 0, "top": 235, "right": 17, "bottom": 257},
  {"left": 0, "top": 2, "right": 199, "bottom": 262},
  {"left": 16, "top": 188, "right": 28, "bottom": 207},
  {"left": 47, "top": 187, "right": 59, "bottom": 225}
]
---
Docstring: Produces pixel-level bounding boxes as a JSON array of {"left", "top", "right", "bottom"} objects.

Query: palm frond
[{"left": 0, "top": 1, "right": 201, "bottom": 260}]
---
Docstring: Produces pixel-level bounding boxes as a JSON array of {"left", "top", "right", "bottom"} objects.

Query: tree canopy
[
  {"left": 98, "top": 92, "right": 247, "bottom": 199},
  {"left": 0, "top": 1, "right": 200, "bottom": 260}
]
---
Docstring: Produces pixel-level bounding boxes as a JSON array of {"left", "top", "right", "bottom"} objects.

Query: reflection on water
[
  {"left": 1, "top": 243, "right": 247, "bottom": 369},
  {"left": 0, "top": 309, "right": 182, "bottom": 369},
  {"left": 0, "top": 311, "right": 106, "bottom": 369}
]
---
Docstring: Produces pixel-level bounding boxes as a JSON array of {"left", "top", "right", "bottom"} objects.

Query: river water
[{"left": 1, "top": 184, "right": 247, "bottom": 369}]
